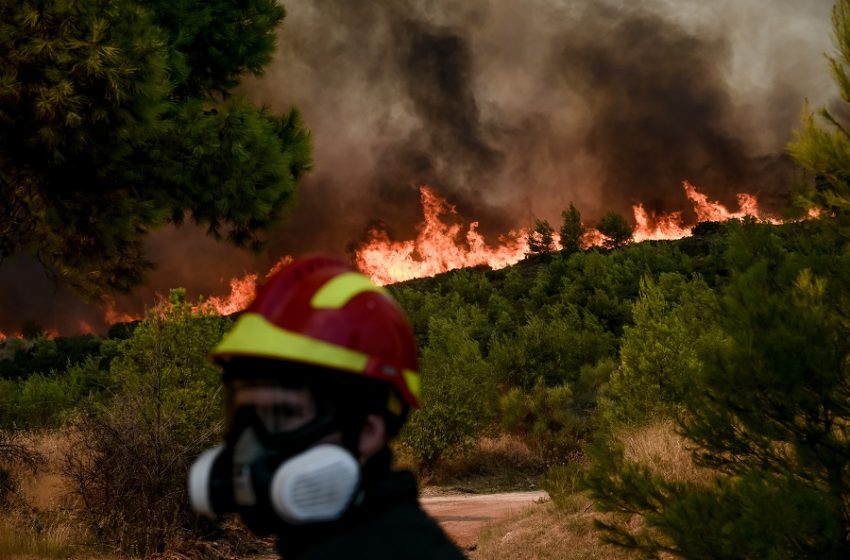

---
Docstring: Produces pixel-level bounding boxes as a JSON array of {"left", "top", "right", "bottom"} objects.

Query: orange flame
[
  {"left": 265, "top": 255, "right": 295, "bottom": 280},
  {"left": 103, "top": 298, "right": 140, "bottom": 325},
  {"left": 97, "top": 259, "right": 299, "bottom": 328},
  {"left": 83, "top": 182, "right": 794, "bottom": 333},
  {"left": 200, "top": 273, "right": 258, "bottom": 316},
  {"left": 580, "top": 229, "right": 606, "bottom": 249},
  {"left": 628, "top": 181, "right": 780, "bottom": 243},
  {"left": 355, "top": 186, "right": 528, "bottom": 285},
  {"left": 100, "top": 272, "right": 262, "bottom": 328},
  {"left": 683, "top": 180, "right": 761, "bottom": 222},
  {"left": 631, "top": 204, "right": 691, "bottom": 243},
  {"left": 355, "top": 181, "right": 788, "bottom": 283}
]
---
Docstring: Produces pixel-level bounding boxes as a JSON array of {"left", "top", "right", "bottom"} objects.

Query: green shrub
[
  {"left": 585, "top": 219, "right": 850, "bottom": 557},
  {"left": 499, "top": 381, "right": 586, "bottom": 464},
  {"left": 541, "top": 463, "right": 585, "bottom": 511},
  {"left": 596, "top": 212, "right": 633, "bottom": 249},
  {"left": 599, "top": 274, "right": 721, "bottom": 426},
  {"left": 401, "top": 309, "right": 497, "bottom": 470},
  {"left": 489, "top": 305, "right": 616, "bottom": 390},
  {"left": 16, "top": 373, "right": 75, "bottom": 428},
  {"left": 0, "top": 357, "right": 109, "bottom": 429}
]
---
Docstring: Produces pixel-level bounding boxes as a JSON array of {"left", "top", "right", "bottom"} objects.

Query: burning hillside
[
  {"left": 0, "top": 0, "right": 833, "bottom": 337},
  {"left": 0, "top": 180, "right": 801, "bottom": 340},
  {"left": 355, "top": 181, "right": 783, "bottom": 285}
]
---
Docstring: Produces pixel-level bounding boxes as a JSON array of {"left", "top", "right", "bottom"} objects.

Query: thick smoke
[
  {"left": 250, "top": 0, "right": 834, "bottom": 246},
  {"left": 0, "top": 0, "right": 836, "bottom": 333},
  {"left": 555, "top": 4, "right": 762, "bottom": 215}
]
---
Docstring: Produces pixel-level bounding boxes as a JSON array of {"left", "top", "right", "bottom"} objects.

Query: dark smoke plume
[
  {"left": 0, "top": 0, "right": 836, "bottom": 333},
  {"left": 557, "top": 4, "right": 751, "bottom": 214},
  {"left": 250, "top": 0, "right": 834, "bottom": 246}
]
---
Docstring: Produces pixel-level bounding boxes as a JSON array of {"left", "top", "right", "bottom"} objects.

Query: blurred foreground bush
[{"left": 63, "top": 291, "right": 229, "bottom": 556}]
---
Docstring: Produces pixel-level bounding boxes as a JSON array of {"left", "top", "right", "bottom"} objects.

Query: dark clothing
[{"left": 275, "top": 470, "right": 466, "bottom": 560}]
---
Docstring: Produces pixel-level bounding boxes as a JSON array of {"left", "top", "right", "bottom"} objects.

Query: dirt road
[{"left": 422, "top": 490, "right": 548, "bottom": 551}]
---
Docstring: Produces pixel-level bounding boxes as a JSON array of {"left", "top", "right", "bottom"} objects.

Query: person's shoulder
[
  {"left": 377, "top": 498, "right": 466, "bottom": 552},
  {"left": 301, "top": 498, "right": 467, "bottom": 560}
]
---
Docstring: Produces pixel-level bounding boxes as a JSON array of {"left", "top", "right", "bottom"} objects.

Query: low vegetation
[
  {"left": 476, "top": 421, "right": 707, "bottom": 560},
  {"left": 2, "top": 211, "right": 847, "bottom": 559}
]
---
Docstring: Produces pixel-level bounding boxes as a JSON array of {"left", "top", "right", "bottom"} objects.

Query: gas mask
[{"left": 188, "top": 403, "right": 362, "bottom": 534}]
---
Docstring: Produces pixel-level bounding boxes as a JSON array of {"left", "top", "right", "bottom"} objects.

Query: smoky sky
[
  {"left": 249, "top": 0, "right": 834, "bottom": 245},
  {"left": 0, "top": 0, "right": 836, "bottom": 334},
  {"left": 558, "top": 4, "right": 752, "bottom": 213}
]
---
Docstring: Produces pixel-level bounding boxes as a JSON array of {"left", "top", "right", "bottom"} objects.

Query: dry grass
[
  {"left": 0, "top": 423, "right": 709, "bottom": 560},
  {"left": 0, "top": 430, "right": 93, "bottom": 560},
  {"left": 1, "top": 429, "right": 272, "bottom": 560},
  {"left": 618, "top": 419, "right": 715, "bottom": 485},
  {"left": 11, "top": 430, "right": 73, "bottom": 509},
  {"left": 473, "top": 498, "right": 629, "bottom": 560},
  {"left": 472, "top": 421, "right": 718, "bottom": 560},
  {"left": 407, "top": 434, "right": 547, "bottom": 493},
  {"left": 0, "top": 514, "right": 86, "bottom": 560}
]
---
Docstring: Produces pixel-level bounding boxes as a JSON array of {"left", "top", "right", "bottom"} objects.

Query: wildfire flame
[
  {"left": 580, "top": 229, "right": 606, "bottom": 248},
  {"left": 103, "top": 298, "right": 140, "bottom": 325},
  {"left": 199, "top": 274, "right": 258, "bottom": 316},
  {"left": 631, "top": 181, "right": 781, "bottom": 242},
  {"left": 684, "top": 180, "right": 761, "bottom": 222},
  {"left": 101, "top": 275, "right": 259, "bottom": 327},
  {"left": 631, "top": 205, "right": 690, "bottom": 243},
  {"left": 356, "top": 181, "right": 783, "bottom": 285},
  {"left": 355, "top": 186, "right": 527, "bottom": 285},
  {"left": 97, "top": 255, "right": 296, "bottom": 331},
  {"left": 43, "top": 181, "right": 792, "bottom": 335},
  {"left": 265, "top": 255, "right": 294, "bottom": 280}
]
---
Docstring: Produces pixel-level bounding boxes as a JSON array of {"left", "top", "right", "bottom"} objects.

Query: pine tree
[
  {"left": 596, "top": 211, "right": 633, "bottom": 249},
  {"left": 789, "top": 0, "right": 850, "bottom": 220},
  {"left": 0, "top": 0, "right": 311, "bottom": 297},
  {"left": 599, "top": 274, "right": 721, "bottom": 426},
  {"left": 560, "top": 202, "right": 585, "bottom": 254},
  {"left": 585, "top": 219, "right": 850, "bottom": 559},
  {"left": 527, "top": 218, "right": 556, "bottom": 254}
]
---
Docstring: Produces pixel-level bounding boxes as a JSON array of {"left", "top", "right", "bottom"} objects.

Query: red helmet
[{"left": 211, "top": 257, "right": 420, "bottom": 409}]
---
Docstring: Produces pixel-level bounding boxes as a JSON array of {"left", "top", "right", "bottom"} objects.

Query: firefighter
[{"left": 188, "top": 257, "right": 465, "bottom": 559}]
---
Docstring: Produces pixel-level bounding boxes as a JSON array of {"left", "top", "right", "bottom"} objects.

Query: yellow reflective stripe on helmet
[
  {"left": 213, "top": 313, "right": 369, "bottom": 373},
  {"left": 402, "top": 369, "right": 420, "bottom": 401},
  {"left": 311, "top": 272, "right": 391, "bottom": 309}
]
